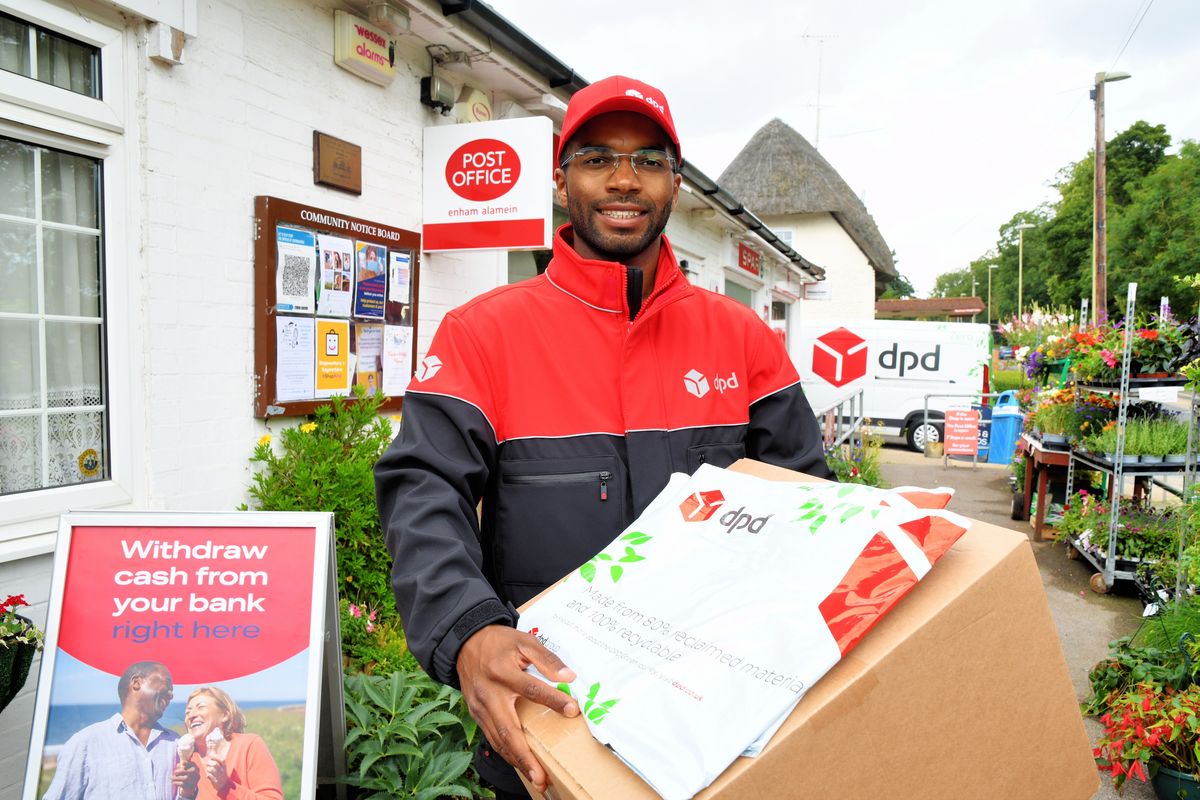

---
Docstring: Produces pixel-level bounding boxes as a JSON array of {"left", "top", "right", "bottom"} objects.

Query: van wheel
[{"left": 906, "top": 420, "right": 943, "bottom": 452}]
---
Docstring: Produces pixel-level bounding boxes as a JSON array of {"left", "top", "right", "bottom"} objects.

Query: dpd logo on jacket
[
  {"left": 683, "top": 369, "right": 741, "bottom": 398},
  {"left": 679, "top": 490, "right": 724, "bottom": 522},
  {"left": 812, "top": 328, "right": 868, "bottom": 387},
  {"left": 415, "top": 355, "right": 443, "bottom": 382}
]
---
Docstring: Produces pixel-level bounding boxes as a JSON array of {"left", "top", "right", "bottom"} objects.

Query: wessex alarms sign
[{"left": 423, "top": 117, "right": 552, "bottom": 251}]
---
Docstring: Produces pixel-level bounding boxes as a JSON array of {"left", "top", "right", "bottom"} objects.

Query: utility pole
[{"left": 1090, "top": 71, "right": 1131, "bottom": 323}]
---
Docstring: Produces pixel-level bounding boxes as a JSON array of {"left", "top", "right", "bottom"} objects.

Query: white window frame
[{"left": 0, "top": 0, "right": 136, "bottom": 560}]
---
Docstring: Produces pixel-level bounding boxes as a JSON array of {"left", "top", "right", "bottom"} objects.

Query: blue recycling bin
[{"left": 988, "top": 390, "right": 1024, "bottom": 464}]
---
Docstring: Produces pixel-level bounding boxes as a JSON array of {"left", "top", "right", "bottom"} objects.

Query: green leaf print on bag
[
  {"left": 579, "top": 533, "right": 651, "bottom": 583},
  {"left": 556, "top": 681, "right": 620, "bottom": 725}
]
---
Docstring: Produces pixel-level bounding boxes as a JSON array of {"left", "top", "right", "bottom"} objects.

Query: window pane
[
  {"left": 725, "top": 280, "right": 753, "bottom": 308},
  {"left": 35, "top": 27, "right": 98, "bottom": 98},
  {"left": 0, "top": 14, "right": 31, "bottom": 78},
  {"left": 0, "top": 319, "right": 40, "bottom": 411},
  {"left": 0, "top": 219, "right": 37, "bottom": 313},
  {"left": 47, "top": 410, "right": 106, "bottom": 486},
  {"left": 771, "top": 301, "right": 788, "bottom": 321},
  {"left": 46, "top": 322, "right": 102, "bottom": 408},
  {"left": 44, "top": 228, "right": 101, "bottom": 317},
  {"left": 0, "top": 138, "right": 35, "bottom": 217},
  {"left": 0, "top": 415, "right": 42, "bottom": 493},
  {"left": 42, "top": 149, "right": 99, "bottom": 227}
]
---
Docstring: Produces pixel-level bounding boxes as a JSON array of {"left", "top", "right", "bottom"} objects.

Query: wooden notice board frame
[{"left": 253, "top": 196, "right": 419, "bottom": 418}]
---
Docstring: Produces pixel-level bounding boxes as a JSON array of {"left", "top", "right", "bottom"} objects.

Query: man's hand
[
  {"left": 456, "top": 624, "right": 579, "bottom": 792},
  {"left": 172, "top": 759, "right": 200, "bottom": 799}
]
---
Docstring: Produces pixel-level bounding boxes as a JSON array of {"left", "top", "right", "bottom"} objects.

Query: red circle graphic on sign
[
  {"left": 56, "top": 525, "right": 316, "bottom": 683},
  {"left": 445, "top": 138, "right": 521, "bottom": 202}
]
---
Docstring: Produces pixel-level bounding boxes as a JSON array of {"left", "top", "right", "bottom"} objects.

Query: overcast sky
[{"left": 484, "top": 0, "right": 1200, "bottom": 295}]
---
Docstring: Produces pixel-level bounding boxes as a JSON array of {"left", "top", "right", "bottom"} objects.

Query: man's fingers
[
  {"left": 518, "top": 673, "right": 579, "bottom": 717},
  {"left": 491, "top": 715, "right": 546, "bottom": 790},
  {"left": 521, "top": 637, "right": 576, "bottom": 682}
]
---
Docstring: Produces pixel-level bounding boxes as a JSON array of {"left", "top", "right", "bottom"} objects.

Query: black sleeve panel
[
  {"left": 746, "top": 382, "right": 837, "bottom": 481},
  {"left": 374, "top": 391, "right": 515, "bottom": 687}
]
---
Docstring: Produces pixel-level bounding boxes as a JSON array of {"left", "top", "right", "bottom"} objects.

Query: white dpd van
[{"left": 793, "top": 320, "right": 992, "bottom": 451}]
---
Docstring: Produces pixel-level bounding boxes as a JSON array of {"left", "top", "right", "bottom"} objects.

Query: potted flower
[
  {"left": 1131, "top": 321, "right": 1185, "bottom": 378},
  {"left": 1, "top": 593, "right": 43, "bottom": 714},
  {"left": 1094, "top": 681, "right": 1200, "bottom": 798}
]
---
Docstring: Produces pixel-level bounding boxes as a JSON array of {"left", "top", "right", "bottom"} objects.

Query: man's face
[
  {"left": 133, "top": 668, "right": 174, "bottom": 723},
  {"left": 555, "top": 111, "right": 681, "bottom": 265}
]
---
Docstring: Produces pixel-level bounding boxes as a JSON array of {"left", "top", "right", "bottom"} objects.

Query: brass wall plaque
[{"left": 313, "top": 131, "right": 362, "bottom": 194}]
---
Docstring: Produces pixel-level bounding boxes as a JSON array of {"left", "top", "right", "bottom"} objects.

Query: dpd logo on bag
[
  {"left": 812, "top": 328, "right": 868, "bottom": 387},
  {"left": 679, "top": 490, "right": 724, "bottom": 522},
  {"left": 718, "top": 506, "right": 773, "bottom": 534}
]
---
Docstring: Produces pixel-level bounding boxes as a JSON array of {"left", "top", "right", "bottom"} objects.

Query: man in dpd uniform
[{"left": 375, "top": 75, "right": 833, "bottom": 798}]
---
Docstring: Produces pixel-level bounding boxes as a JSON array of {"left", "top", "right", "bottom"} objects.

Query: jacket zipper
[{"left": 505, "top": 470, "right": 612, "bottom": 502}]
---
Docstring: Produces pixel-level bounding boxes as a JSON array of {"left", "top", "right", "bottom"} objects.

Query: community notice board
[{"left": 254, "top": 196, "right": 419, "bottom": 417}]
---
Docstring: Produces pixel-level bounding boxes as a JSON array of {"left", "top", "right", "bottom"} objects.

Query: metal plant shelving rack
[{"left": 1063, "top": 283, "right": 1199, "bottom": 594}]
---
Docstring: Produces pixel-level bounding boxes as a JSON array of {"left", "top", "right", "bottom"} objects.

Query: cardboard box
[{"left": 517, "top": 459, "right": 1099, "bottom": 799}]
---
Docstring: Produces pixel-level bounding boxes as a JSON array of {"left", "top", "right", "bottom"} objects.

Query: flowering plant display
[
  {"left": 1, "top": 594, "right": 43, "bottom": 650},
  {"left": 1130, "top": 313, "right": 1187, "bottom": 375},
  {"left": 996, "top": 304, "right": 1075, "bottom": 349},
  {"left": 824, "top": 422, "right": 885, "bottom": 487}
]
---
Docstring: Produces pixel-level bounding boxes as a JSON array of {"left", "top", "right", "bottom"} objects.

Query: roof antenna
[{"left": 802, "top": 33, "right": 838, "bottom": 150}]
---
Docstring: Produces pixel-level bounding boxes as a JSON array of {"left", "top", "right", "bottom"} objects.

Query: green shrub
[
  {"left": 343, "top": 670, "right": 491, "bottom": 799},
  {"left": 341, "top": 598, "right": 420, "bottom": 675},
  {"left": 242, "top": 387, "right": 395, "bottom": 612}
]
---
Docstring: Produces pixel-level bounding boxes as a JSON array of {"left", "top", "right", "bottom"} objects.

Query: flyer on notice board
[
  {"left": 316, "top": 234, "right": 354, "bottom": 317},
  {"left": 275, "top": 316, "right": 316, "bottom": 402},
  {"left": 315, "top": 318, "right": 351, "bottom": 399},
  {"left": 353, "top": 242, "right": 386, "bottom": 319},
  {"left": 355, "top": 324, "right": 384, "bottom": 396},
  {"left": 382, "top": 324, "right": 413, "bottom": 396},
  {"left": 275, "top": 226, "right": 317, "bottom": 313}
]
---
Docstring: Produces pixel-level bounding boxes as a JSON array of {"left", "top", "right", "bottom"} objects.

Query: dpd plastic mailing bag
[{"left": 520, "top": 463, "right": 970, "bottom": 799}]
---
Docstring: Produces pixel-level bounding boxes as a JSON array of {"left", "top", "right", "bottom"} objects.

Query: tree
[
  {"left": 1110, "top": 140, "right": 1200, "bottom": 316},
  {"left": 880, "top": 273, "right": 917, "bottom": 299},
  {"left": 1034, "top": 121, "right": 1170, "bottom": 316},
  {"left": 930, "top": 267, "right": 973, "bottom": 299}
]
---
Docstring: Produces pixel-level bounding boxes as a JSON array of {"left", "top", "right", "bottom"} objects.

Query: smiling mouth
[{"left": 599, "top": 209, "right": 645, "bottom": 219}]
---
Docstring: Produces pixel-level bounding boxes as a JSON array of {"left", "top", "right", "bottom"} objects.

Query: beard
[{"left": 567, "top": 192, "right": 673, "bottom": 263}]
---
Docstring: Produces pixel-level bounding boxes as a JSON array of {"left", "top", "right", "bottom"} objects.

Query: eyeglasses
[{"left": 559, "top": 146, "right": 678, "bottom": 176}]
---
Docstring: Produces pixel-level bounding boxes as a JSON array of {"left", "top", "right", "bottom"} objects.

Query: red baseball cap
[{"left": 556, "top": 75, "right": 682, "bottom": 165}]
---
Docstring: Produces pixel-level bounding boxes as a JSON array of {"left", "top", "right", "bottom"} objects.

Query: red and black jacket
[{"left": 375, "top": 226, "right": 833, "bottom": 686}]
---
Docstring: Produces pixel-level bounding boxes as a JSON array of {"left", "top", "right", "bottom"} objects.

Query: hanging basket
[
  {"left": 0, "top": 618, "right": 39, "bottom": 714},
  {"left": 1151, "top": 763, "right": 1200, "bottom": 800}
]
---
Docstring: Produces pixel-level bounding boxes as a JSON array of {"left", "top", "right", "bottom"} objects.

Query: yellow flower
[
  {"left": 257, "top": 434, "right": 271, "bottom": 446},
  {"left": 300, "top": 422, "right": 317, "bottom": 433}
]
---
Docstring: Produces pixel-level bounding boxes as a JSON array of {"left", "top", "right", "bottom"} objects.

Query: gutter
[{"left": 436, "top": 0, "right": 827, "bottom": 283}]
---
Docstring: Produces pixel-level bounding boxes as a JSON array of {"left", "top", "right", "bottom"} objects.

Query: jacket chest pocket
[
  {"left": 687, "top": 441, "right": 746, "bottom": 473},
  {"left": 493, "top": 457, "right": 626, "bottom": 602}
]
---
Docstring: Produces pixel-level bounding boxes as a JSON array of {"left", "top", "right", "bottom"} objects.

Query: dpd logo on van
[
  {"left": 812, "top": 328, "right": 868, "bottom": 387},
  {"left": 679, "top": 490, "right": 724, "bottom": 522}
]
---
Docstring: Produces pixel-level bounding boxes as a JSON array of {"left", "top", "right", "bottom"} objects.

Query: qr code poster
[{"left": 275, "top": 226, "right": 317, "bottom": 313}]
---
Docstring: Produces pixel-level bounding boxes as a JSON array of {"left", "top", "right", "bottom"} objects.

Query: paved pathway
[{"left": 877, "top": 446, "right": 1155, "bottom": 800}]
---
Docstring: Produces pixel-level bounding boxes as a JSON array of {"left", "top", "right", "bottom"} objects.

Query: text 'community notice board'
[{"left": 24, "top": 511, "right": 342, "bottom": 800}]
